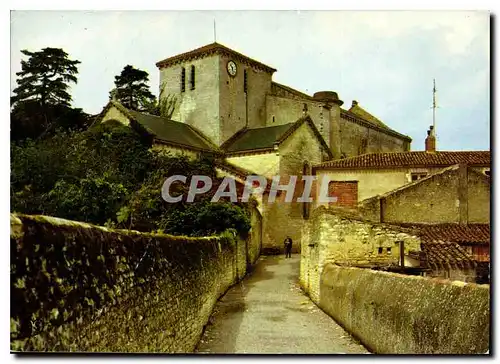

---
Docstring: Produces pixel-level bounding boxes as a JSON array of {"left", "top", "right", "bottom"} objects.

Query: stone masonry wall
[
  {"left": 260, "top": 122, "right": 326, "bottom": 254},
  {"left": 10, "top": 213, "right": 252, "bottom": 353},
  {"left": 319, "top": 264, "right": 490, "bottom": 354},
  {"left": 300, "top": 206, "right": 421, "bottom": 303},
  {"left": 338, "top": 116, "right": 408, "bottom": 157},
  {"left": 467, "top": 169, "right": 490, "bottom": 223},
  {"left": 159, "top": 55, "right": 221, "bottom": 145}
]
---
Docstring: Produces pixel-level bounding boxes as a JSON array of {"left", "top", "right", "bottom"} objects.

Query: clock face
[{"left": 227, "top": 60, "right": 237, "bottom": 76}]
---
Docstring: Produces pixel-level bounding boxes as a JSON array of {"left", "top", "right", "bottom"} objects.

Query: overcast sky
[{"left": 10, "top": 10, "right": 490, "bottom": 151}]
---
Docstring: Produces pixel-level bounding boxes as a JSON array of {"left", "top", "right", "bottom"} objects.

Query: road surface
[{"left": 196, "top": 255, "right": 369, "bottom": 354}]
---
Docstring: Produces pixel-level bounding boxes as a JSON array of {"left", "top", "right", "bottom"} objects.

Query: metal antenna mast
[
  {"left": 214, "top": 19, "right": 217, "bottom": 42},
  {"left": 432, "top": 78, "right": 437, "bottom": 137}
]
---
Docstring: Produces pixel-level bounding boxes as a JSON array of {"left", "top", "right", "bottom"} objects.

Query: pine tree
[
  {"left": 111, "top": 65, "right": 156, "bottom": 112},
  {"left": 11, "top": 47, "right": 80, "bottom": 107}
]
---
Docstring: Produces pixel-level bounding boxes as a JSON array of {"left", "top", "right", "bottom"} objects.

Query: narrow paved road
[{"left": 196, "top": 255, "right": 369, "bottom": 354}]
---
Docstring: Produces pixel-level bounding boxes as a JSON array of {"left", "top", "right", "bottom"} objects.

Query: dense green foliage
[{"left": 11, "top": 122, "right": 251, "bottom": 235}]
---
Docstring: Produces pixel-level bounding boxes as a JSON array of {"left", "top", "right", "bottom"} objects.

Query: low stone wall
[
  {"left": 247, "top": 205, "right": 262, "bottom": 265},
  {"left": 10, "top": 213, "right": 251, "bottom": 352},
  {"left": 319, "top": 264, "right": 490, "bottom": 354}
]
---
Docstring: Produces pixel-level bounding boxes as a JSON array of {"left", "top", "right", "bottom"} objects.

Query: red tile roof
[
  {"left": 421, "top": 241, "right": 475, "bottom": 268},
  {"left": 404, "top": 224, "right": 490, "bottom": 245},
  {"left": 156, "top": 42, "right": 276, "bottom": 73},
  {"left": 314, "top": 151, "right": 490, "bottom": 169}
]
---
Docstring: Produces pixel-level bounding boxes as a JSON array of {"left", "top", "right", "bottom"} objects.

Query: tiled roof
[
  {"left": 421, "top": 241, "right": 475, "bottom": 268},
  {"left": 348, "top": 102, "right": 391, "bottom": 130},
  {"left": 102, "top": 101, "right": 216, "bottom": 151},
  {"left": 340, "top": 109, "right": 412, "bottom": 141},
  {"left": 314, "top": 151, "right": 491, "bottom": 169},
  {"left": 156, "top": 42, "right": 276, "bottom": 74},
  {"left": 222, "top": 115, "right": 333, "bottom": 158},
  {"left": 404, "top": 224, "right": 490, "bottom": 245}
]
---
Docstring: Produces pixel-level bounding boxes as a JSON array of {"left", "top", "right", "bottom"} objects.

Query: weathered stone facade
[
  {"left": 159, "top": 55, "right": 222, "bottom": 145},
  {"left": 359, "top": 165, "right": 491, "bottom": 225},
  {"left": 300, "top": 206, "right": 422, "bottom": 303}
]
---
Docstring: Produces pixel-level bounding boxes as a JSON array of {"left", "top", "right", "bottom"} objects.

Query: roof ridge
[
  {"left": 275, "top": 115, "right": 333, "bottom": 159},
  {"left": 156, "top": 42, "right": 276, "bottom": 73},
  {"left": 271, "top": 81, "right": 314, "bottom": 100},
  {"left": 314, "top": 150, "right": 491, "bottom": 169}
]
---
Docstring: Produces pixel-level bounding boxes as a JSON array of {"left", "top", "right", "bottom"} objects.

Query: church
[{"left": 97, "top": 42, "right": 414, "bottom": 252}]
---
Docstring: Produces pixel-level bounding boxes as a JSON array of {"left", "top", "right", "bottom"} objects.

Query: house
[{"left": 313, "top": 128, "right": 490, "bottom": 207}]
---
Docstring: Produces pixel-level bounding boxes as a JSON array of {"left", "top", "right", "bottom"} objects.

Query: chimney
[
  {"left": 425, "top": 126, "right": 436, "bottom": 152},
  {"left": 352, "top": 100, "right": 358, "bottom": 107}
]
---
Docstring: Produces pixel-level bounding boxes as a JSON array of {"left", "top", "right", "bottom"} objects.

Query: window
[
  {"left": 386, "top": 247, "right": 392, "bottom": 255},
  {"left": 485, "top": 170, "right": 491, "bottom": 177},
  {"left": 411, "top": 173, "right": 427, "bottom": 182},
  {"left": 244, "top": 69, "right": 248, "bottom": 93},
  {"left": 378, "top": 247, "right": 383, "bottom": 254},
  {"left": 272, "top": 116, "right": 275, "bottom": 123},
  {"left": 190, "top": 65, "right": 195, "bottom": 90},
  {"left": 180, "top": 67, "right": 186, "bottom": 92}
]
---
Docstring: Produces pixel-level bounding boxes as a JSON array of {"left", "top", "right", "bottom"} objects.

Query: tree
[
  {"left": 10, "top": 48, "right": 85, "bottom": 140},
  {"left": 11, "top": 48, "right": 80, "bottom": 108},
  {"left": 111, "top": 65, "right": 156, "bottom": 112}
]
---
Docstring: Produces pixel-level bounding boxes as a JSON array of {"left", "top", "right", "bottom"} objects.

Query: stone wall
[
  {"left": 226, "top": 151, "right": 280, "bottom": 179},
  {"left": 467, "top": 169, "right": 490, "bottom": 223},
  {"left": 101, "top": 105, "right": 131, "bottom": 126},
  {"left": 358, "top": 166, "right": 491, "bottom": 225},
  {"left": 159, "top": 55, "right": 221, "bottom": 145},
  {"left": 265, "top": 95, "right": 331, "bottom": 147},
  {"left": 247, "top": 204, "right": 263, "bottom": 265},
  {"left": 338, "top": 115, "right": 408, "bottom": 157},
  {"left": 314, "top": 168, "right": 409, "bottom": 203},
  {"left": 382, "top": 167, "right": 460, "bottom": 224},
  {"left": 319, "top": 264, "right": 490, "bottom": 354},
  {"left": 300, "top": 206, "right": 422, "bottom": 303},
  {"left": 10, "top": 213, "right": 255, "bottom": 353},
  {"left": 260, "top": 121, "right": 326, "bottom": 254},
  {"left": 219, "top": 54, "right": 272, "bottom": 141}
]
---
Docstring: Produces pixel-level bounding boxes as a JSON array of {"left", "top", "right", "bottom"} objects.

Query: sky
[{"left": 10, "top": 10, "right": 490, "bottom": 151}]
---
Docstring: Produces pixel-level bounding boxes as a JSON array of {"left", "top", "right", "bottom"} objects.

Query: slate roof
[
  {"left": 405, "top": 224, "right": 490, "bottom": 246},
  {"left": 222, "top": 123, "right": 293, "bottom": 152},
  {"left": 101, "top": 101, "right": 216, "bottom": 151},
  {"left": 314, "top": 151, "right": 491, "bottom": 169},
  {"left": 156, "top": 42, "right": 276, "bottom": 74},
  {"left": 222, "top": 115, "right": 333, "bottom": 158}
]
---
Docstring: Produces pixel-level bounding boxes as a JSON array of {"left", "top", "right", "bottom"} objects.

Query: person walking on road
[{"left": 284, "top": 236, "right": 293, "bottom": 258}]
